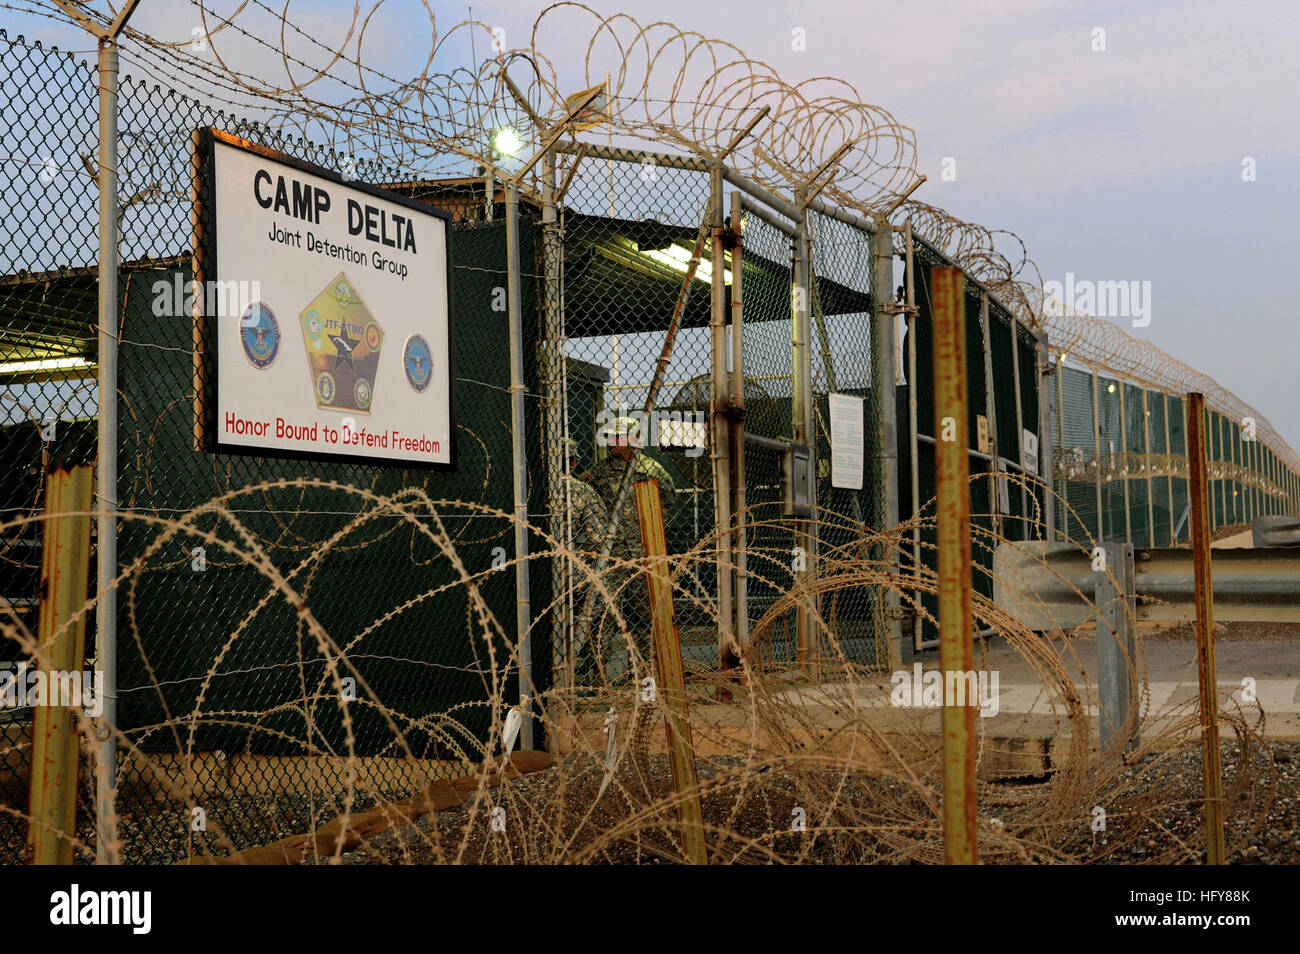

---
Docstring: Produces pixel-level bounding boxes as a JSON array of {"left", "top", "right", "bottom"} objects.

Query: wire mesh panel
[
  {"left": 807, "top": 211, "right": 885, "bottom": 667},
  {"left": 987, "top": 300, "right": 1019, "bottom": 538},
  {"left": 1015, "top": 320, "right": 1043, "bottom": 535},
  {"left": 1123, "top": 382, "right": 1151, "bottom": 547},
  {"left": 1168, "top": 394, "right": 1189, "bottom": 541},
  {"left": 0, "top": 34, "right": 103, "bottom": 817},
  {"left": 1, "top": 34, "right": 531, "bottom": 862},
  {"left": 735, "top": 212, "right": 797, "bottom": 665},
  {"left": 6, "top": 15, "right": 1300, "bottom": 871},
  {"left": 1148, "top": 389, "right": 1172, "bottom": 545},
  {"left": 1059, "top": 365, "right": 1100, "bottom": 542},
  {"left": 1095, "top": 374, "right": 1123, "bottom": 541},
  {"left": 904, "top": 236, "right": 1010, "bottom": 641},
  {"left": 965, "top": 287, "right": 997, "bottom": 602},
  {"left": 552, "top": 153, "right": 715, "bottom": 682},
  {"left": 1226, "top": 417, "right": 1243, "bottom": 527}
]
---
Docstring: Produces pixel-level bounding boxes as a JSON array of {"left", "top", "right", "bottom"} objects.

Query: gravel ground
[
  {"left": 0, "top": 788, "right": 384, "bottom": 865},
  {"left": 3, "top": 736, "right": 1295, "bottom": 865},
  {"left": 334, "top": 753, "right": 853, "bottom": 865},
  {"left": 1055, "top": 739, "right": 1300, "bottom": 864},
  {"left": 328, "top": 738, "right": 1300, "bottom": 865}
]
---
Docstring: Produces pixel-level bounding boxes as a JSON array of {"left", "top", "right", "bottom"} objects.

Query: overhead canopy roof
[
  {"left": 561, "top": 212, "right": 872, "bottom": 338},
  {"left": 0, "top": 257, "right": 188, "bottom": 383}
]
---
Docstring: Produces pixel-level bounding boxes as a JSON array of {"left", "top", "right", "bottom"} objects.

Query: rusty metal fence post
[
  {"left": 1187, "top": 392, "right": 1226, "bottom": 865},
  {"left": 931, "top": 266, "right": 977, "bottom": 865},
  {"left": 634, "top": 479, "right": 708, "bottom": 864},
  {"left": 27, "top": 464, "right": 95, "bottom": 865}
]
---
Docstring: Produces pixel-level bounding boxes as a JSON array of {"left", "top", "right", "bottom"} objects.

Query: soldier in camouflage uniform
[
  {"left": 581, "top": 422, "right": 643, "bottom": 565},
  {"left": 563, "top": 439, "right": 607, "bottom": 557},
  {"left": 581, "top": 417, "right": 652, "bottom": 670},
  {"left": 563, "top": 439, "right": 612, "bottom": 683}
]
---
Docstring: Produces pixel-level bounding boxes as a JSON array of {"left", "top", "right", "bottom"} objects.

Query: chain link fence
[
  {"left": 904, "top": 235, "right": 1045, "bottom": 646},
  {"left": 3, "top": 24, "right": 1299, "bottom": 864},
  {"left": 2, "top": 31, "right": 103, "bottom": 832},
  {"left": 806, "top": 211, "right": 887, "bottom": 666},
  {"left": 1, "top": 33, "right": 531, "bottom": 861}
]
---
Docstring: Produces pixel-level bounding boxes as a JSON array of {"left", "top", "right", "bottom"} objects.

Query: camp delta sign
[{"left": 195, "top": 128, "right": 454, "bottom": 467}]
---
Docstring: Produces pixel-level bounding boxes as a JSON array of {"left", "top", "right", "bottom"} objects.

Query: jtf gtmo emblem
[{"left": 300, "top": 271, "right": 384, "bottom": 413}]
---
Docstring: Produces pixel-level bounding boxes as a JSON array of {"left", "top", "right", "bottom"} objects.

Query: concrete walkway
[{"left": 772, "top": 635, "right": 1300, "bottom": 742}]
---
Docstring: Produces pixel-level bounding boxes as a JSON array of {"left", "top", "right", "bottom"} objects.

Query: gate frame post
[
  {"left": 505, "top": 180, "right": 534, "bottom": 749},
  {"left": 709, "top": 163, "right": 735, "bottom": 673},
  {"left": 1037, "top": 331, "right": 1055, "bottom": 541},
  {"left": 979, "top": 292, "right": 1001, "bottom": 538},
  {"left": 792, "top": 190, "right": 816, "bottom": 672},
  {"left": 873, "top": 224, "right": 902, "bottom": 668},
  {"left": 55, "top": 0, "right": 144, "bottom": 867}
]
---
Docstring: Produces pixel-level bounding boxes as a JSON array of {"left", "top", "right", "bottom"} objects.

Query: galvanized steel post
[
  {"left": 1096, "top": 541, "right": 1137, "bottom": 754},
  {"left": 979, "top": 292, "right": 1001, "bottom": 537},
  {"left": 95, "top": 27, "right": 124, "bottom": 869},
  {"left": 1118, "top": 381, "right": 1132, "bottom": 543},
  {"left": 505, "top": 181, "right": 533, "bottom": 748},
  {"left": 709, "top": 164, "right": 735, "bottom": 670},
  {"left": 792, "top": 191, "right": 815, "bottom": 670},
  {"left": 729, "top": 191, "right": 749, "bottom": 653},
  {"left": 56, "top": 0, "right": 143, "bottom": 867},
  {"left": 904, "top": 223, "right": 922, "bottom": 650},
  {"left": 1092, "top": 373, "right": 1105, "bottom": 542},
  {"left": 1037, "top": 332, "right": 1055, "bottom": 541},
  {"left": 874, "top": 224, "right": 902, "bottom": 666},
  {"left": 1142, "top": 388, "right": 1155, "bottom": 548},
  {"left": 1009, "top": 310, "right": 1028, "bottom": 524},
  {"left": 541, "top": 149, "right": 568, "bottom": 707},
  {"left": 1056, "top": 350, "right": 1067, "bottom": 540}
]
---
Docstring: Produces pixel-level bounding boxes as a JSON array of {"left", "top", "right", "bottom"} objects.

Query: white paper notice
[
  {"left": 828, "top": 392, "right": 864, "bottom": 490},
  {"left": 1022, "top": 429, "right": 1039, "bottom": 476}
]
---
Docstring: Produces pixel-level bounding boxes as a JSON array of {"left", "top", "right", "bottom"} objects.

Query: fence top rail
[
  {"left": 909, "top": 230, "right": 1021, "bottom": 328},
  {"left": 554, "top": 138, "right": 877, "bottom": 237}
]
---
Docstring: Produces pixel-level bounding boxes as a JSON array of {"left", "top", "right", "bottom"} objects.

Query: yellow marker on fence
[
  {"left": 27, "top": 464, "right": 95, "bottom": 865},
  {"left": 1186, "top": 392, "right": 1226, "bottom": 865},
  {"left": 634, "top": 478, "right": 708, "bottom": 865},
  {"left": 931, "top": 267, "right": 978, "bottom": 865}
]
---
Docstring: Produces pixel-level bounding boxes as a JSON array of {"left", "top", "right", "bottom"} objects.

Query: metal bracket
[{"left": 780, "top": 444, "right": 812, "bottom": 518}]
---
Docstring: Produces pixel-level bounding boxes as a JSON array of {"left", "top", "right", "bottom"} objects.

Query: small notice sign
[
  {"left": 828, "top": 393, "right": 865, "bottom": 490},
  {"left": 1022, "top": 429, "right": 1039, "bottom": 476}
]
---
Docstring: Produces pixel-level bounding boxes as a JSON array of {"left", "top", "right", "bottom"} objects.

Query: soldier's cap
[{"left": 598, "top": 415, "right": 642, "bottom": 443}]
